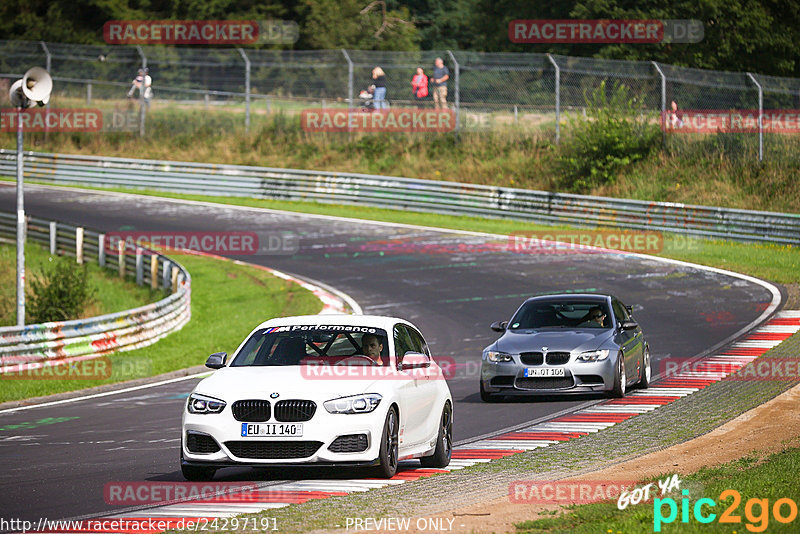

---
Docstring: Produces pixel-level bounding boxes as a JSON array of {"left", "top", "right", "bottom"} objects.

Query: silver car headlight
[
  {"left": 484, "top": 351, "right": 513, "bottom": 363},
  {"left": 187, "top": 393, "right": 227, "bottom": 414},
  {"left": 576, "top": 349, "right": 610, "bottom": 362},
  {"left": 324, "top": 393, "right": 382, "bottom": 414}
]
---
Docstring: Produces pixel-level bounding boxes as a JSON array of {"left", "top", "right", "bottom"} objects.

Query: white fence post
[
  {"left": 98, "top": 234, "right": 106, "bottom": 267},
  {"left": 76, "top": 227, "right": 84, "bottom": 264},
  {"left": 49, "top": 221, "right": 56, "bottom": 254}
]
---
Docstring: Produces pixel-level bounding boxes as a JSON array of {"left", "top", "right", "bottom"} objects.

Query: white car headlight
[
  {"left": 324, "top": 393, "right": 382, "bottom": 414},
  {"left": 485, "top": 350, "right": 513, "bottom": 363},
  {"left": 577, "top": 349, "right": 610, "bottom": 362},
  {"left": 187, "top": 393, "right": 227, "bottom": 414}
]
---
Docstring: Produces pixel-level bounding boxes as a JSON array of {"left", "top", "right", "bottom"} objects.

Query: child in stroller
[{"left": 359, "top": 84, "right": 376, "bottom": 112}]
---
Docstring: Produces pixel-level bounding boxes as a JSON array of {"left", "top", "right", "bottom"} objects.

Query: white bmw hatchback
[{"left": 181, "top": 315, "right": 453, "bottom": 480}]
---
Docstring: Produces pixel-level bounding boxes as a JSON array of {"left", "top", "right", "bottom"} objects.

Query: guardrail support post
[
  {"left": 162, "top": 259, "right": 171, "bottom": 289},
  {"left": 150, "top": 254, "right": 158, "bottom": 290},
  {"left": 746, "top": 73, "right": 764, "bottom": 162},
  {"left": 237, "top": 48, "right": 251, "bottom": 133},
  {"left": 446, "top": 50, "right": 460, "bottom": 132},
  {"left": 76, "top": 227, "right": 84, "bottom": 264},
  {"left": 118, "top": 239, "right": 126, "bottom": 278},
  {"left": 171, "top": 265, "right": 179, "bottom": 293},
  {"left": 98, "top": 234, "right": 106, "bottom": 267},
  {"left": 49, "top": 221, "right": 56, "bottom": 254},
  {"left": 546, "top": 54, "right": 560, "bottom": 144},
  {"left": 652, "top": 61, "right": 667, "bottom": 150},
  {"left": 135, "top": 247, "right": 144, "bottom": 285}
]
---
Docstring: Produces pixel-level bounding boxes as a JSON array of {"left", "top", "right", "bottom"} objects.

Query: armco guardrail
[
  {"left": 1, "top": 150, "right": 799, "bottom": 245},
  {"left": 0, "top": 211, "right": 191, "bottom": 369}
]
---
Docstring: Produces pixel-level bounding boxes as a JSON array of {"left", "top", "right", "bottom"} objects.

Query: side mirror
[
  {"left": 399, "top": 351, "right": 430, "bottom": 371},
  {"left": 620, "top": 321, "right": 638, "bottom": 331},
  {"left": 205, "top": 352, "right": 227, "bottom": 369},
  {"left": 490, "top": 321, "right": 508, "bottom": 332}
]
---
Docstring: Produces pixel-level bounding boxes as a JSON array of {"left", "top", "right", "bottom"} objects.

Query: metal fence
[
  {"left": 2, "top": 40, "right": 799, "bottom": 160},
  {"left": 1, "top": 150, "right": 797, "bottom": 246},
  {"left": 0, "top": 210, "right": 191, "bottom": 369}
]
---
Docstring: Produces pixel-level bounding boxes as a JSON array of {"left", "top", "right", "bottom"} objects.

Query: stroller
[{"left": 359, "top": 84, "right": 376, "bottom": 112}]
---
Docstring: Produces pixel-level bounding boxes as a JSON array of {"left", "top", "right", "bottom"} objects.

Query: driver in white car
[{"left": 360, "top": 333, "right": 386, "bottom": 365}]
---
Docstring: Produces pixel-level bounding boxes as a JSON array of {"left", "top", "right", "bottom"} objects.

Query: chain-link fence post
[
  {"left": 136, "top": 45, "right": 147, "bottom": 137},
  {"left": 40, "top": 41, "right": 51, "bottom": 140},
  {"left": 446, "top": 50, "right": 460, "bottom": 132},
  {"left": 342, "top": 49, "right": 354, "bottom": 112},
  {"left": 652, "top": 61, "right": 667, "bottom": 150},
  {"left": 746, "top": 73, "right": 764, "bottom": 162},
  {"left": 237, "top": 48, "right": 251, "bottom": 133},
  {"left": 546, "top": 54, "right": 560, "bottom": 144}
]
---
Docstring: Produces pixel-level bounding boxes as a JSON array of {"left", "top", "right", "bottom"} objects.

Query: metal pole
[
  {"left": 652, "top": 61, "right": 667, "bottom": 150},
  {"left": 746, "top": 73, "right": 763, "bottom": 162},
  {"left": 40, "top": 41, "right": 51, "bottom": 140},
  {"left": 341, "top": 50, "right": 353, "bottom": 112},
  {"left": 546, "top": 54, "right": 560, "bottom": 144},
  {"left": 87, "top": 83, "right": 92, "bottom": 105},
  {"left": 237, "top": 48, "right": 251, "bottom": 132},
  {"left": 136, "top": 45, "right": 147, "bottom": 137},
  {"left": 16, "top": 109, "right": 25, "bottom": 326},
  {"left": 446, "top": 50, "right": 460, "bottom": 132}
]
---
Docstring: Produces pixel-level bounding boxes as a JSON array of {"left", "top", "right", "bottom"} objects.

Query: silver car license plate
[
  {"left": 241, "top": 423, "right": 303, "bottom": 437},
  {"left": 524, "top": 368, "right": 565, "bottom": 378}
]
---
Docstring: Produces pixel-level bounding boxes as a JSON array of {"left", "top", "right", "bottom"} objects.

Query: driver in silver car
[{"left": 579, "top": 307, "right": 607, "bottom": 328}]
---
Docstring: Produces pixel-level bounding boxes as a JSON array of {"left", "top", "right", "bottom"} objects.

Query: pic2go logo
[{"left": 654, "top": 489, "right": 798, "bottom": 532}]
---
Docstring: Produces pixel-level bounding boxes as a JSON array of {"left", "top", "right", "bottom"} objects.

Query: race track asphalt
[{"left": 0, "top": 184, "right": 778, "bottom": 523}]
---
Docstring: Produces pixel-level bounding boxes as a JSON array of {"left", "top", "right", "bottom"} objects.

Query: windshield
[
  {"left": 509, "top": 301, "right": 611, "bottom": 329},
  {"left": 230, "top": 325, "right": 390, "bottom": 367}
]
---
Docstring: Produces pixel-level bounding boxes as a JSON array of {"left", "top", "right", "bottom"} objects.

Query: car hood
[
  {"left": 193, "top": 365, "right": 386, "bottom": 401},
  {"left": 495, "top": 329, "right": 614, "bottom": 354}
]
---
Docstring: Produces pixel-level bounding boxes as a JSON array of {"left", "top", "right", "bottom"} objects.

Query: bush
[
  {"left": 27, "top": 257, "right": 95, "bottom": 324},
  {"left": 558, "top": 82, "right": 661, "bottom": 192}
]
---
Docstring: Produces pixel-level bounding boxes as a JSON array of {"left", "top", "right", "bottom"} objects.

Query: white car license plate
[
  {"left": 524, "top": 368, "right": 565, "bottom": 378},
  {"left": 241, "top": 423, "right": 303, "bottom": 437}
]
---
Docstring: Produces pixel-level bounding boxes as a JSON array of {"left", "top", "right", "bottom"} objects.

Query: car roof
[
  {"left": 522, "top": 293, "right": 612, "bottom": 304},
  {"left": 252, "top": 314, "right": 409, "bottom": 331}
]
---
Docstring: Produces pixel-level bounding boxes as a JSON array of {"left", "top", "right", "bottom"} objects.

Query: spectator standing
[
  {"left": 411, "top": 67, "right": 428, "bottom": 107},
  {"left": 431, "top": 58, "right": 449, "bottom": 110},
  {"left": 127, "top": 67, "right": 153, "bottom": 107},
  {"left": 372, "top": 66, "right": 388, "bottom": 110}
]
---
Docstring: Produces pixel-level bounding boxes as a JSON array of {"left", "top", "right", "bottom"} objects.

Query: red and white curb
[{"left": 45, "top": 311, "right": 799, "bottom": 532}]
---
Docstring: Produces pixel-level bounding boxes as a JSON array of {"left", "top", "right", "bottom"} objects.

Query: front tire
[
  {"left": 371, "top": 406, "right": 399, "bottom": 478},
  {"left": 420, "top": 403, "right": 452, "bottom": 468},
  {"left": 610, "top": 355, "right": 626, "bottom": 398},
  {"left": 480, "top": 381, "right": 499, "bottom": 402}
]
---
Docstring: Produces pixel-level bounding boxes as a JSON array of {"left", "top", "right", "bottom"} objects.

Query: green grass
[
  {"left": 515, "top": 442, "right": 800, "bottom": 533},
  {"left": 0, "top": 241, "right": 162, "bottom": 326},
  {"left": 0, "top": 252, "right": 322, "bottom": 402}
]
